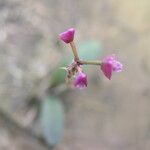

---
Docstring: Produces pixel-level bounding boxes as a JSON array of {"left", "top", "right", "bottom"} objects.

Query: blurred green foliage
[
  {"left": 50, "top": 56, "right": 71, "bottom": 87},
  {"left": 78, "top": 40, "right": 102, "bottom": 61},
  {"left": 40, "top": 96, "right": 65, "bottom": 146}
]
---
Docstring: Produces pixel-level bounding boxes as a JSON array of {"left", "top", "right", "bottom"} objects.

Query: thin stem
[
  {"left": 70, "top": 41, "right": 79, "bottom": 61},
  {"left": 78, "top": 60, "right": 102, "bottom": 66}
]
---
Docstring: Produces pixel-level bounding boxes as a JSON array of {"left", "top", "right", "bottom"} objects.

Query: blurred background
[{"left": 0, "top": 0, "right": 150, "bottom": 150}]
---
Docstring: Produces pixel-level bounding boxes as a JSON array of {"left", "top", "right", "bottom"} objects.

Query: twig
[
  {"left": 77, "top": 60, "right": 102, "bottom": 66},
  {"left": 70, "top": 41, "right": 79, "bottom": 61}
]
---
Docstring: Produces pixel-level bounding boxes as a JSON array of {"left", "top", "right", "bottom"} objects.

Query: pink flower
[
  {"left": 59, "top": 28, "right": 75, "bottom": 43},
  {"left": 74, "top": 72, "right": 88, "bottom": 89},
  {"left": 101, "top": 54, "right": 123, "bottom": 79}
]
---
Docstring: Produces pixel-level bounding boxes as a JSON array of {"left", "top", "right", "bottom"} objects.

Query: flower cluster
[{"left": 59, "top": 28, "right": 123, "bottom": 89}]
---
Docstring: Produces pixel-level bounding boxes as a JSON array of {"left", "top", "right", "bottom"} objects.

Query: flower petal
[
  {"left": 59, "top": 28, "right": 75, "bottom": 43},
  {"left": 112, "top": 61, "right": 123, "bottom": 72},
  {"left": 74, "top": 72, "right": 87, "bottom": 89},
  {"left": 101, "top": 54, "right": 123, "bottom": 78},
  {"left": 101, "top": 63, "right": 113, "bottom": 80}
]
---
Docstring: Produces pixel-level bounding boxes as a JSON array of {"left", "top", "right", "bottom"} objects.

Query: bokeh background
[{"left": 0, "top": 0, "right": 150, "bottom": 150}]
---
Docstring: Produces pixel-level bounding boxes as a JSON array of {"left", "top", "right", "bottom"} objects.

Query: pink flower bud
[
  {"left": 101, "top": 54, "right": 123, "bottom": 79},
  {"left": 74, "top": 72, "right": 88, "bottom": 89},
  {"left": 59, "top": 28, "right": 75, "bottom": 43}
]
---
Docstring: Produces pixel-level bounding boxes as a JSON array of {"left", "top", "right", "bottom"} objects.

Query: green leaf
[
  {"left": 50, "top": 68, "right": 66, "bottom": 87},
  {"left": 78, "top": 40, "right": 102, "bottom": 70},
  {"left": 50, "top": 56, "right": 71, "bottom": 87},
  {"left": 78, "top": 40, "right": 102, "bottom": 60},
  {"left": 40, "top": 96, "right": 64, "bottom": 146}
]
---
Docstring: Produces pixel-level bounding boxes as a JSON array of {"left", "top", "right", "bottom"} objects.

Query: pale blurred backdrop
[{"left": 0, "top": 0, "right": 150, "bottom": 150}]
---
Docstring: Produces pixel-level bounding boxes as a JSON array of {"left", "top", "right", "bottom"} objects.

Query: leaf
[
  {"left": 78, "top": 40, "right": 102, "bottom": 60},
  {"left": 78, "top": 40, "right": 102, "bottom": 70},
  {"left": 40, "top": 96, "right": 65, "bottom": 146},
  {"left": 50, "top": 56, "right": 71, "bottom": 87}
]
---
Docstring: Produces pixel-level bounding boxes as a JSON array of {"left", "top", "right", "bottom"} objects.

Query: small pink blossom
[
  {"left": 74, "top": 72, "right": 87, "bottom": 89},
  {"left": 101, "top": 55, "right": 123, "bottom": 79},
  {"left": 59, "top": 28, "right": 75, "bottom": 43}
]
